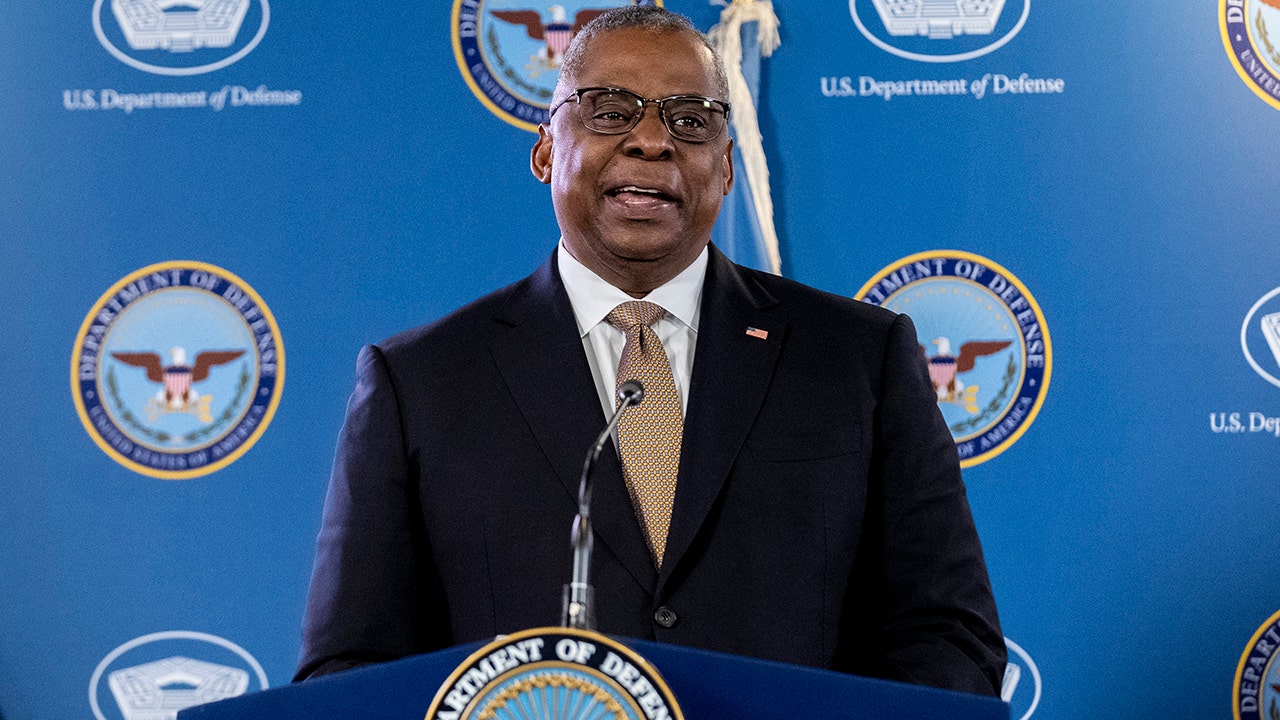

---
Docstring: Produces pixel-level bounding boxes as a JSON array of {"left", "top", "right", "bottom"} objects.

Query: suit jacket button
[{"left": 653, "top": 606, "right": 678, "bottom": 628}]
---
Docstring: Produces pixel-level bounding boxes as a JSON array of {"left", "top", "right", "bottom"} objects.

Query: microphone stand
[{"left": 562, "top": 380, "right": 644, "bottom": 630}]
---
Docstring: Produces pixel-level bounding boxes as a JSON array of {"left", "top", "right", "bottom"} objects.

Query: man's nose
[{"left": 622, "top": 103, "right": 675, "bottom": 158}]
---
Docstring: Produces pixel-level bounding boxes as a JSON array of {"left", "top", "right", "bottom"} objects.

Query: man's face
[{"left": 531, "top": 27, "right": 734, "bottom": 295}]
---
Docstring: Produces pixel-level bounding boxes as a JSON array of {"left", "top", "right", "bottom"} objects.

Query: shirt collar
[{"left": 558, "top": 240, "right": 707, "bottom": 337}]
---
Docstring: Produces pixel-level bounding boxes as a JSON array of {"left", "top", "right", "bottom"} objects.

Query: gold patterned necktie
[{"left": 605, "top": 300, "right": 683, "bottom": 568}]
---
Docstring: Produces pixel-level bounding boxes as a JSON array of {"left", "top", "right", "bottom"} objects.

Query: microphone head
[{"left": 617, "top": 380, "right": 644, "bottom": 406}]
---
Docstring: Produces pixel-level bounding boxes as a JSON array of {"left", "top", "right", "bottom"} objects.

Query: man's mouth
[
  {"left": 609, "top": 184, "right": 677, "bottom": 201},
  {"left": 607, "top": 185, "right": 679, "bottom": 212}
]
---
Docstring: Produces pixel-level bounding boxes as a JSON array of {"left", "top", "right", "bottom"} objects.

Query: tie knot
[{"left": 606, "top": 301, "right": 667, "bottom": 332}]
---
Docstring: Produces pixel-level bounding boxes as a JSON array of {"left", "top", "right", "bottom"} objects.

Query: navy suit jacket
[{"left": 297, "top": 245, "right": 1005, "bottom": 694}]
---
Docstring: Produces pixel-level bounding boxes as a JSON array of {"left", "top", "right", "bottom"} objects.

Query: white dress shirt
[{"left": 557, "top": 240, "right": 707, "bottom": 421}]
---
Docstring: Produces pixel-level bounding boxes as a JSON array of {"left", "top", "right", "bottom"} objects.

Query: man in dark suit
[{"left": 297, "top": 7, "right": 1005, "bottom": 695}]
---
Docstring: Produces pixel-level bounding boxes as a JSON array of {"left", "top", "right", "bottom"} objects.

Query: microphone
[{"left": 562, "top": 380, "right": 644, "bottom": 630}]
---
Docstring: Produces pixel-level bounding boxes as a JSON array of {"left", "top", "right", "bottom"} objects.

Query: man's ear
[
  {"left": 531, "top": 124, "right": 553, "bottom": 184},
  {"left": 722, "top": 138, "right": 735, "bottom": 195}
]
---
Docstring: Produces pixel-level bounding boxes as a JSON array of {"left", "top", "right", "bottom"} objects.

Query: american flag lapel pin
[{"left": 745, "top": 327, "right": 769, "bottom": 340}]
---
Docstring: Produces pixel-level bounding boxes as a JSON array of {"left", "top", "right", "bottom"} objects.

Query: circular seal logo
[
  {"left": 89, "top": 630, "right": 268, "bottom": 720},
  {"left": 451, "top": 1, "right": 661, "bottom": 132},
  {"left": 1002, "top": 637, "right": 1042, "bottom": 720},
  {"left": 426, "top": 627, "right": 683, "bottom": 720},
  {"left": 1221, "top": 0, "right": 1280, "bottom": 111},
  {"left": 857, "top": 251, "right": 1051, "bottom": 467},
  {"left": 849, "top": 0, "right": 1030, "bottom": 63},
  {"left": 71, "top": 261, "right": 285, "bottom": 479},
  {"left": 93, "top": 0, "right": 270, "bottom": 76},
  {"left": 1234, "top": 609, "right": 1280, "bottom": 720},
  {"left": 1242, "top": 285, "right": 1280, "bottom": 388}
]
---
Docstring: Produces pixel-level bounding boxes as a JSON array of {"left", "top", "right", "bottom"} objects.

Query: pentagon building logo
[
  {"left": 90, "top": 631, "right": 268, "bottom": 720},
  {"left": 857, "top": 251, "right": 1051, "bottom": 467},
  {"left": 1002, "top": 637, "right": 1042, "bottom": 720},
  {"left": 871, "top": 0, "right": 1006, "bottom": 40},
  {"left": 71, "top": 261, "right": 285, "bottom": 480},
  {"left": 93, "top": 0, "right": 270, "bottom": 76},
  {"left": 109, "top": 657, "right": 248, "bottom": 720},
  {"left": 113, "top": 0, "right": 249, "bottom": 52},
  {"left": 1243, "top": 286, "right": 1280, "bottom": 388},
  {"left": 451, "top": 1, "right": 660, "bottom": 132},
  {"left": 850, "top": 0, "right": 1030, "bottom": 62}
]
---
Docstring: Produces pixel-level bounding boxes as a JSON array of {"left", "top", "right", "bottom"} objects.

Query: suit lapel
[
  {"left": 658, "top": 247, "right": 785, "bottom": 591},
  {"left": 488, "top": 253, "right": 658, "bottom": 594}
]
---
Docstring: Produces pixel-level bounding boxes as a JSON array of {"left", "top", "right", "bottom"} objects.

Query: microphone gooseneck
[{"left": 563, "top": 380, "right": 645, "bottom": 630}]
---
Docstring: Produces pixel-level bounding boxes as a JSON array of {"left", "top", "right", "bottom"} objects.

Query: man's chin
[
  {"left": 602, "top": 233, "right": 705, "bottom": 266},
  {"left": 563, "top": 231, "right": 705, "bottom": 289}
]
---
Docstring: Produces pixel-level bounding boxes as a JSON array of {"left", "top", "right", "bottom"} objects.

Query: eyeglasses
[{"left": 548, "top": 87, "right": 731, "bottom": 144}]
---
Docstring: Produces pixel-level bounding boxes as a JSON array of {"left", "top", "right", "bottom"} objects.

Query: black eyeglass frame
[{"left": 548, "top": 86, "right": 732, "bottom": 144}]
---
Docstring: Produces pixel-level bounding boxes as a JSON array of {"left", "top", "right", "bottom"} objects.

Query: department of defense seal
[
  {"left": 1221, "top": 0, "right": 1280, "bottom": 111},
  {"left": 71, "top": 261, "right": 284, "bottom": 479},
  {"left": 1234, "top": 609, "right": 1280, "bottom": 720},
  {"left": 857, "top": 251, "right": 1051, "bottom": 467},
  {"left": 451, "top": 1, "right": 660, "bottom": 132},
  {"left": 426, "top": 627, "right": 682, "bottom": 720}
]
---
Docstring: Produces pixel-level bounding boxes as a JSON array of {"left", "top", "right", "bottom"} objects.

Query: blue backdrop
[{"left": 3, "top": 2, "right": 1280, "bottom": 719}]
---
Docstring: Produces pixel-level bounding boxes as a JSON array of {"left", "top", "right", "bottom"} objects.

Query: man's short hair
[{"left": 556, "top": 6, "right": 730, "bottom": 101}]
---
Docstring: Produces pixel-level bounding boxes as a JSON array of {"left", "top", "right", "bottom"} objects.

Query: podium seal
[{"left": 426, "top": 627, "right": 683, "bottom": 720}]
